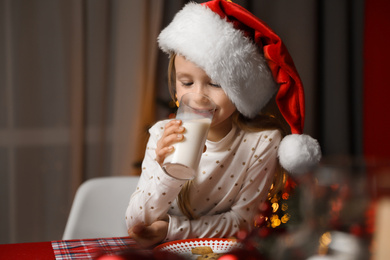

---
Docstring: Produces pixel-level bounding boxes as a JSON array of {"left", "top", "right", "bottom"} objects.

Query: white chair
[{"left": 62, "top": 176, "right": 139, "bottom": 240}]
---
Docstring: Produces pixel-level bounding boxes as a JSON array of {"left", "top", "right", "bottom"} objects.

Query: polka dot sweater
[{"left": 125, "top": 120, "right": 281, "bottom": 241}]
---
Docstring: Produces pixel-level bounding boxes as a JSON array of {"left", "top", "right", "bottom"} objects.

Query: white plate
[{"left": 154, "top": 238, "right": 241, "bottom": 259}]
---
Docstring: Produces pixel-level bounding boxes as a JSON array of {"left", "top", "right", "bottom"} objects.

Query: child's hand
[
  {"left": 128, "top": 220, "right": 169, "bottom": 248},
  {"left": 155, "top": 120, "right": 184, "bottom": 165}
]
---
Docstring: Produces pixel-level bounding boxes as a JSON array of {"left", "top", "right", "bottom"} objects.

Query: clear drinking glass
[{"left": 163, "top": 92, "right": 216, "bottom": 180}]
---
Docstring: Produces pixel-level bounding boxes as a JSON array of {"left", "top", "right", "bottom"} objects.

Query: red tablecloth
[
  {"left": 0, "top": 241, "right": 55, "bottom": 260},
  {"left": 0, "top": 237, "right": 141, "bottom": 260}
]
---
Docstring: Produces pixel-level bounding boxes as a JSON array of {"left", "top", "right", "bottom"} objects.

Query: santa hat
[{"left": 158, "top": 0, "right": 321, "bottom": 174}]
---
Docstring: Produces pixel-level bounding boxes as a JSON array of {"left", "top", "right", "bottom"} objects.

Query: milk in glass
[
  {"left": 162, "top": 92, "right": 215, "bottom": 180},
  {"left": 163, "top": 118, "right": 211, "bottom": 179}
]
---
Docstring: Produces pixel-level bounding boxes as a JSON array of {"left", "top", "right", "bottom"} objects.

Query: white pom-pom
[{"left": 278, "top": 134, "right": 321, "bottom": 175}]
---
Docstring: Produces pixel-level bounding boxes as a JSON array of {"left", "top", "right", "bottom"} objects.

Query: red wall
[{"left": 363, "top": 0, "right": 390, "bottom": 159}]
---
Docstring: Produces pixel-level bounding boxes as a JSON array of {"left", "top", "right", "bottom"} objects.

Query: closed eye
[
  {"left": 180, "top": 82, "right": 193, "bottom": 87},
  {"left": 209, "top": 82, "right": 221, "bottom": 88}
]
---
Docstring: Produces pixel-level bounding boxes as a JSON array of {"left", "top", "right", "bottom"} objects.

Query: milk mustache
[{"left": 162, "top": 92, "right": 215, "bottom": 180}]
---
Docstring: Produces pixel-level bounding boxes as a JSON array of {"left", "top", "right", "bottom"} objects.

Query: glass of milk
[{"left": 163, "top": 92, "right": 216, "bottom": 180}]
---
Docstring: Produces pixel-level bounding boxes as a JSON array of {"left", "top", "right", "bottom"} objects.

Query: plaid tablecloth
[{"left": 51, "top": 237, "right": 141, "bottom": 259}]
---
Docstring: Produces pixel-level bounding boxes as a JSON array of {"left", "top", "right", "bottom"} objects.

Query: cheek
[
  {"left": 214, "top": 96, "right": 236, "bottom": 117},
  {"left": 227, "top": 102, "right": 237, "bottom": 114},
  {"left": 219, "top": 96, "right": 236, "bottom": 111},
  {"left": 175, "top": 86, "right": 188, "bottom": 102},
  {"left": 223, "top": 101, "right": 237, "bottom": 116}
]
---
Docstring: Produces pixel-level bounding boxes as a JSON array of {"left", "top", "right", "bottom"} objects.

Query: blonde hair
[{"left": 167, "top": 54, "right": 290, "bottom": 220}]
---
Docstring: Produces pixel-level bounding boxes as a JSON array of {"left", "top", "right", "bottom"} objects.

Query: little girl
[{"left": 126, "top": 0, "right": 321, "bottom": 248}]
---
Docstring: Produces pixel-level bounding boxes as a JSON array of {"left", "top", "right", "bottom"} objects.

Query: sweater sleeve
[
  {"left": 164, "top": 130, "right": 281, "bottom": 241},
  {"left": 125, "top": 121, "right": 186, "bottom": 230}
]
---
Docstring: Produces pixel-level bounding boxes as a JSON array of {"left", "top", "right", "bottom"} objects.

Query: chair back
[{"left": 62, "top": 176, "right": 139, "bottom": 240}]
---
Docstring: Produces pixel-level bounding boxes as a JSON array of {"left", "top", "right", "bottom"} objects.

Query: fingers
[
  {"left": 155, "top": 120, "right": 185, "bottom": 164},
  {"left": 162, "top": 120, "right": 185, "bottom": 145},
  {"left": 131, "top": 223, "right": 145, "bottom": 234},
  {"left": 128, "top": 221, "right": 169, "bottom": 248}
]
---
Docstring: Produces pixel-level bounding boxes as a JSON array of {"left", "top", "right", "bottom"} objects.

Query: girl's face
[{"left": 174, "top": 54, "right": 236, "bottom": 138}]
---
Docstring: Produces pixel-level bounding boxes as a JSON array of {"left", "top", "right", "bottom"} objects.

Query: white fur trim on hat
[
  {"left": 158, "top": 3, "right": 277, "bottom": 118},
  {"left": 278, "top": 134, "right": 322, "bottom": 175}
]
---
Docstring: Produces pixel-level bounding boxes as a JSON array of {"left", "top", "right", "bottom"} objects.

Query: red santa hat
[{"left": 158, "top": 0, "right": 321, "bottom": 174}]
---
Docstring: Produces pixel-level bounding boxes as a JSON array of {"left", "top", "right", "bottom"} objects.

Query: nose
[
  {"left": 192, "top": 84, "right": 208, "bottom": 96},
  {"left": 190, "top": 85, "right": 214, "bottom": 107}
]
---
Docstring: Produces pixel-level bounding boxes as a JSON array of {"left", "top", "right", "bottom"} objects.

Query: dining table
[{"left": 0, "top": 236, "right": 144, "bottom": 260}]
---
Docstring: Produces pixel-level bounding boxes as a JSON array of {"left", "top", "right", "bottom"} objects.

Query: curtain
[
  {"left": 363, "top": 0, "right": 390, "bottom": 159},
  {"left": 0, "top": 0, "right": 163, "bottom": 243},
  {"left": 318, "top": 0, "right": 365, "bottom": 156}
]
